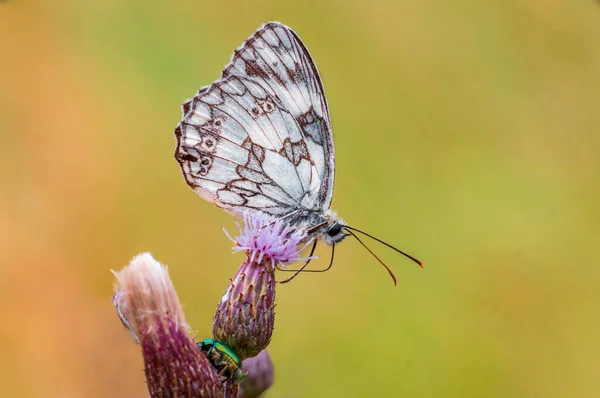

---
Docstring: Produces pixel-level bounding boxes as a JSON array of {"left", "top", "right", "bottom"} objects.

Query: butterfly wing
[{"left": 175, "top": 22, "right": 335, "bottom": 219}]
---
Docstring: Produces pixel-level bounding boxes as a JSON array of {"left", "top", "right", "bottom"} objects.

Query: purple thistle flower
[
  {"left": 112, "top": 253, "right": 224, "bottom": 398},
  {"left": 215, "top": 211, "right": 310, "bottom": 360},
  {"left": 225, "top": 210, "right": 315, "bottom": 270}
]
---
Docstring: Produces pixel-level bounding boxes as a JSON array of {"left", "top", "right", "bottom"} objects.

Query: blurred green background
[{"left": 1, "top": 0, "right": 600, "bottom": 397}]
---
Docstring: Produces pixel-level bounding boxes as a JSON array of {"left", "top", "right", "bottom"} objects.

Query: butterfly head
[{"left": 321, "top": 210, "right": 348, "bottom": 246}]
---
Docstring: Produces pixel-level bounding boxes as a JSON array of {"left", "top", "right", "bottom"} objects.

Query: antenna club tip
[{"left": 419, "top": 262, "right": 424, "bottom": 268}]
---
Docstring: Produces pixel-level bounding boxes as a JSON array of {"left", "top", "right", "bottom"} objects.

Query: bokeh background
[{"left": 2, "top": 0, "right": 600, "bottom": 397}]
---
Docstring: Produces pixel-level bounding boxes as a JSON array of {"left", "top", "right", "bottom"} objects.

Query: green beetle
[{"left": 197, "top": 338, "right": 245, "bottom": 383}]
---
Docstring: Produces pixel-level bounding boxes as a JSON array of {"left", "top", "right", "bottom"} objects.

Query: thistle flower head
[
  {"left": 112, "top": 253, "right": 223, "bottom": 398},
  {"left": 215, "top": 211, "right": 312, "bottom": 360},
  {"left": 213, "top": 258, "right": 275, "bottom": 360},
  {"left": 226, "top": 210, "right": 314, "bottom": 269}
]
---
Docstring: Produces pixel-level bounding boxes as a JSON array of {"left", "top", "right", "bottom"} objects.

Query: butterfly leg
[
  {"left": 278, "top": 244, "right": 336, "bottom": 283},
  {"left": 277, "top": 258, "right": 313, "bottom": 284},
  {"left": 276, "top": 240, "right": 317, "bottom": 282}
]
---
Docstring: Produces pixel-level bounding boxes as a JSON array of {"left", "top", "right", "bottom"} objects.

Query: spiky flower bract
[
  {"left": 215, "top": 211, "right": 311, "bottom": 360},
  {"left": 112, "top": 253, "right": 223, "bottom": 398},
  {"left": 237, "top": 349, "right": 274, "bottom": 398},
  {"left": 213, "top": 260, "right": 275, "bottom": 361}
]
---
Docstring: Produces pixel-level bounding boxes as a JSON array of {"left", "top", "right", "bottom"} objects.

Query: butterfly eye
[{"left": 327, "top": 222, "right": 343, "bottom": 237}]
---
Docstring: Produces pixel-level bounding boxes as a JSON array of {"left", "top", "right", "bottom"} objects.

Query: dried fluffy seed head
[
  {"left": 113, "top": 253, "right": 223, "bottom": 398},
  {"left": 237, "top": 350, "right": 274, "bottom": 398},
  {"left": 227, "top": 211, "right": 314, "bottom": 270},
  {"left": 112, "top": 253, "right": 188, "bottom": 337},
  {"left": 213, "top": 259, "right": 275, "bottom": 360}
]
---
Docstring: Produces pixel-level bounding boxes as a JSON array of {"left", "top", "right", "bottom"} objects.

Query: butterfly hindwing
[{"left": 176, "top": 80, "right": 305, "bottom": 217}]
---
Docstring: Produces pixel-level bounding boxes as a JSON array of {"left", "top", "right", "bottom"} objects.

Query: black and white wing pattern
[{"left": 175, "top": 22, "right": 335, "bottom": 220}]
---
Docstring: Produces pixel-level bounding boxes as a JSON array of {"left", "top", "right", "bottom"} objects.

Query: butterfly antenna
[
  {"left": 344, "top": 226, "right": 423, "bottom": 268},
  {"left": 345, "top": 229, "right": 398, "bottom": 286}
]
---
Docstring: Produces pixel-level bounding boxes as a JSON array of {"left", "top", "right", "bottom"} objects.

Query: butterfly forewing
[
  {"left": 175, "top": 22, "right": 336, "bottom": 222},
  {"left": 224, "top": 23, "right": 335, "bottom": 209}
]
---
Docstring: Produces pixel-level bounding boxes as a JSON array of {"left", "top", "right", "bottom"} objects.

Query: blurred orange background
[{"left": 1, "top": 0, "right": 600, "bottom": 397}]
